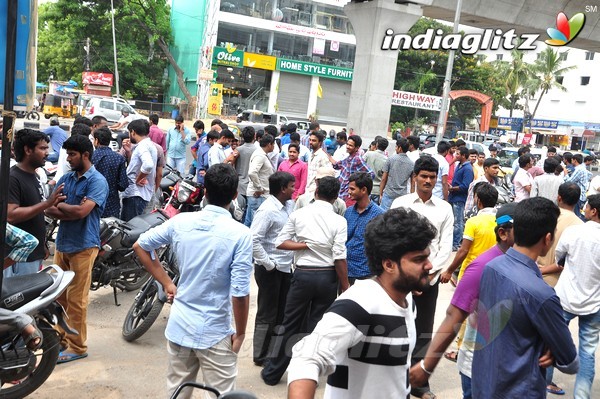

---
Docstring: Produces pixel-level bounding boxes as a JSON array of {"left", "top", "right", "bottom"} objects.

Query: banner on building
[
  {"left": 276, "top": 58, "right": 353, "bottom": 81},
  {"left": 212, "top": 45, "right": 243, "bottom": 68},
  {"left": 82, "top": 72, "right": 114, "bottom": 86},
  {"left": 391, "top": 90, "right": 443, "bottom": 111},
  {"left": 243, "top": 53, "right": 276, "bottom": 70},
  {"left": 313, "top": 38, "right": 326, "bottom": 55}
]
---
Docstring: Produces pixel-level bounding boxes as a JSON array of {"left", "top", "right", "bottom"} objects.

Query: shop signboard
[
  {"left": 391, "top": 90, "right": 443, "bottom": 111},
  {"left": 243, "top": 53, "right": 276, "bottom": 71},
  {"left": 208, "top": 83, "right": 223, "bottom": 115},
  {"left": 276, "top": 58, "right": 353, "bottom": 81},
  {"left": 212, "top": 45, "right": 243, "bottom": 68},
  {"left": 82, "top": 72, "right": 114, "bottom": 86}
]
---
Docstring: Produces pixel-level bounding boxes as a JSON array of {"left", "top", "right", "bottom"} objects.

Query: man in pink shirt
[
  {"left": 148, "top": 114, "right": 166, "bottom": 154},
  {"left": 278, "top": 143, "right": 307, "bottom": 200}
]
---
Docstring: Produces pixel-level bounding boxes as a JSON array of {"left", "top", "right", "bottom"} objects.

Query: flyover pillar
[{"left": 344, "top": 0, "right": 425, "bottom": 143}]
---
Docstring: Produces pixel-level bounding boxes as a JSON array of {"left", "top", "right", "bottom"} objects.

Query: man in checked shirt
[{"left": 327, "top": 135, "right": 374, "bottom": 207}]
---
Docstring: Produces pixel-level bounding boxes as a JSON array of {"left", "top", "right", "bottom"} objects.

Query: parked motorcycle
[
  {"left": 0, "top": 265, "right": 75, "bottom": 398},
  {"left": 94, "top": 211, "right": 170, "bottom": 306},
  {"left": 121, "top": 245, "right": 178, "bottom": 342}
]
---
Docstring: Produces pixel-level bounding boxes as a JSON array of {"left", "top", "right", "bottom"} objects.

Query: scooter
[{"left": 0, "top": 265, "right": 75, "bottom": 398}]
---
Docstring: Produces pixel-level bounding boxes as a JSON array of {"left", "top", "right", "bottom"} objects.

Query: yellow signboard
[
  {"left": 243, "top": 52, "right": 276, "bottom": 71},
  {"left": 208, "top": 83, "right": 223, "bottom": 116}
]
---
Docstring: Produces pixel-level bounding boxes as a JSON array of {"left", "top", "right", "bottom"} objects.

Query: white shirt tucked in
[{"left": 276, "top": 200, "right": 347, "bottom": 267}]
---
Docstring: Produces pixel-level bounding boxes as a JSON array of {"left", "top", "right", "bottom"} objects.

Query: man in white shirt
[
  {"left": 513, "top": 154, "right": 534, "bottom": 203},
  {"left": 250, "top": 171, "right": 295, "bottom": 367},
  {"left": 432, "top": 141, "right": 451, "bottom": 200},
  {"left": 406, "top": 135, "right": 421, "bottom": 163},
  {"left": 263, "top": 125, "right": 281, "bottom": 171},
  {"left": 207, "top": 129, "right": 234, "bottom": 167},
  {"left": 245, "top": 133, "right": 274, "bottom": 226},
  {"left": 391, "top": 156, "right": 453, "bottom": 399},
  {"left": 261, "top": 176, "right": 349, "bottom": 386},
  {"left": 287, "top": 207, "right": 437, "bottom": 399},
  {"left": 306, "top": 131, "right": 332, "bottom": 193},
  {"left": 332, "top": 131, "right": 348, "bottom": 162},
  {"left": 531, "top": 157, "right": 563, "bottom": 204},
  {"left": 554, "top": 194, "right": 600, "bottom": 398}
]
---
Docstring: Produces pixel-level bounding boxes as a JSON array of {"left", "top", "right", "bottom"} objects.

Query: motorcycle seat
[
  {"left": 121, "top": 211, "right": 169, "bottom": 247},
  {"left": 0, "top": 273, "right": 54, "bottom": 311}
]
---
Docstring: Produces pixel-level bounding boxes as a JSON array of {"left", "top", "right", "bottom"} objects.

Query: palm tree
[
  {"left": 494, "top": 48, "right": 534, "bottom": 117},
  {"left": 526, "top": 48, "right": 576, "bottom": 119}
]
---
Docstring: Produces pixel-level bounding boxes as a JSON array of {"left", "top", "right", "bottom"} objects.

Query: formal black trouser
[
  {"left": 261, "top": 267, "right": 338, "bottom": 385},
  {"left": 253, "top": 265, "right": 292, "bottom": 365},
  {"left": 411, "top": 280, "right": 440, "bottom": 397}
]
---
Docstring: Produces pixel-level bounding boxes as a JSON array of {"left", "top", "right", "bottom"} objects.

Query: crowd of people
[{"left": 1, "top": 115, "right": 599, "bottom": 399}]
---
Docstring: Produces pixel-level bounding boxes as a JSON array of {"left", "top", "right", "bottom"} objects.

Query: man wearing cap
[
  {"left": 295, "top": 166, "right": 346, "bottom": 216},
  {"left": 410, "top": 202, "right": 517, "bottom": 399},
  {"left": 44, "top": 116, "right": 67, "bottom": 162}
]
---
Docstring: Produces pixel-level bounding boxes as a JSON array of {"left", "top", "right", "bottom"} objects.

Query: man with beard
[
  {"left": 305, "top": 131, "right": 331, "bottom": 193},
  {"left": 391, "top": 156, "right": 453, "bottom": 399},
  {"left": 287, "top": 207, "right": 437, "bottom": 399},
  {"left": 45, "top": 135, "right": 108, "bottom": 363},
  {"left": 7, "top": 129, "right": 66, "bottom": 277},
  {"left": 121, "top": 119, "right": 157, "bottom": 221}
]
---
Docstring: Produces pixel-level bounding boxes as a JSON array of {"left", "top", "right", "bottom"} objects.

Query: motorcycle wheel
[
  {"left": 119, "top": 270, "right": 152, "bottom": 292},
  {"left": 122, "top": 281, "right": 164, "bottom": 342},
  {"left": 25, "top": 112, "right": 40, "bottom": 121},
  {"left": 0, "top": 326, "right": 60, "bottom": 399}
]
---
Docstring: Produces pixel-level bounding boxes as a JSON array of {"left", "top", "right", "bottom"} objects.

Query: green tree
[
  {"left": 390, "top": 18, "right": 512, "bottom": 132},
  {"left": 526, "top": 48, "right": 576, "bottom": 119},
  {"left": 37, "top": 0, "right": 185, "bottom": 101}
]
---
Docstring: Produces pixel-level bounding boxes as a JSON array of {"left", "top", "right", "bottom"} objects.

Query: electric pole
[{"left": 83, "top": 37, "right": 91, "bottom": 71}]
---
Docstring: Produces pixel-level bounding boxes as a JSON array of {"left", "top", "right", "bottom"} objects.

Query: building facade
[{"left": 169, "top": 0, "right": 356, "bottom": 123}]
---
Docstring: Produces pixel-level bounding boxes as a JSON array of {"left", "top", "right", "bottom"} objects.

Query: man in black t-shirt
[{"left": 6, "top": 129, "right": 65, "bottom": 277}]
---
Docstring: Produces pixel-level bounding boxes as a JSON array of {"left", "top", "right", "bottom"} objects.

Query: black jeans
[
  {"left": 253, "top": 266, "right": 292, "bottom": 365},
  {"left": 411, "top": 281, "right": 440, "bottom": 397},
  {"left": 261, "top": 268, "right": 338, "bottom": 385}
]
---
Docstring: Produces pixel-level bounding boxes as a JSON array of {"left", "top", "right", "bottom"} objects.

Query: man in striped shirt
[{"left": 287, "top": 207, "right": 437, "bottom": 399}]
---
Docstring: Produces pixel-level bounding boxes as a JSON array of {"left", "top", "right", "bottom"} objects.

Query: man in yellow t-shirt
[{"left": 440, "top": 182, "right": 498, "bottom": 283}]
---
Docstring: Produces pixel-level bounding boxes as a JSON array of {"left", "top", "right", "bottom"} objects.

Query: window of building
[
  {"left": 536, "top": 52, "right": 542, "bottom": 60},
  {"left": 585, "top": 51, "right": 595, "bottom": 60},
  {"left": 581, "top": 76, "right": 590, "bottom": 85},
  {"left": 496, "top": 54, "right": 503, "bottom": 61},
  {"left": 556, "top": 76, "right": 564, "bottom": 85},
  {"left": 559, "top": 52, "right": 568, "bottom": 61}
]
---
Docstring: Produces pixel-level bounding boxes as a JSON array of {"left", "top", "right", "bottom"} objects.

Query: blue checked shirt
[
  {"left": 344, "top": 201, "right": 384, "bottom": 278},
  {"left": 92, "top": 146, "right": 128, "bottom": 218},
  {"left": 566, "top": 164, "right": 590, "bottom": 202},
  {"left": 5, "top": 223, "right": 39, "bottom": 263},
  {"left": 335, "top": 153, "right": 375, "bottom": 201}
]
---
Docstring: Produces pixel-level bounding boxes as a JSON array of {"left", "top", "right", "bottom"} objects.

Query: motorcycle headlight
[{"left": 177, "top": 186, "right": 190, "bottom": 203}]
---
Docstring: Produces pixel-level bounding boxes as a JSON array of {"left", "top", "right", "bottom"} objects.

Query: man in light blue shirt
[
  {"left": 166, "top": 115, "right": 192, "bottom": 174},
  {"left": 44, "top": 117, "right": 67, "bottom": 162},
  {"left": 121, "top": 119, "right": 157, "bottom": 221},
  {"left": 134, "top": 163, "right": 253, "bottom": 397}
]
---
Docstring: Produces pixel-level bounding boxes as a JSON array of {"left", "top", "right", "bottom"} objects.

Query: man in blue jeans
[
  {"left": 554, "top": 194, "right": 600, "bottom": 398},
  {"left": 449, "top": 146, "right": 473, "bottom": 251}
]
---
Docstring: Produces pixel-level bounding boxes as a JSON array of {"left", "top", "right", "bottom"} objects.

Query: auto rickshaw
[{"left": 43, "top": 94, "right": 77, "bottom": 119}]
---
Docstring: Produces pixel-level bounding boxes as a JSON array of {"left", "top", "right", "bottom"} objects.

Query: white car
[{"left": 85, "top": 97, "right": 147, "bottom": 123}]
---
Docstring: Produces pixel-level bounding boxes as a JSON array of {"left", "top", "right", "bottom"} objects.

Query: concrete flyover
[{"left": 343, "top": 0, "right": 600, "bottom": 143}]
